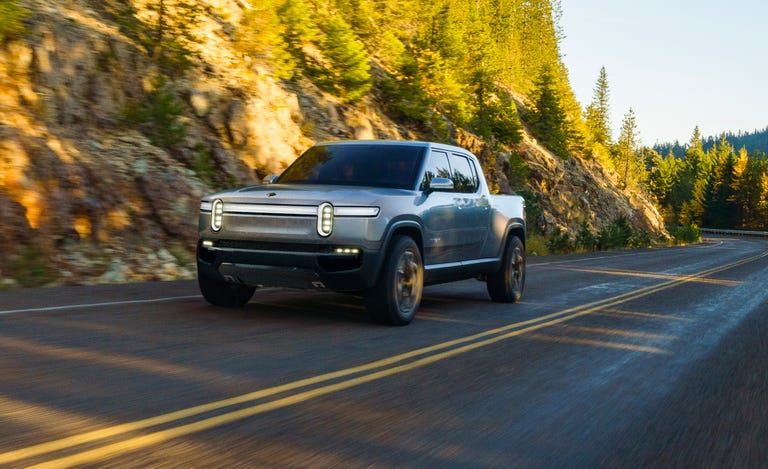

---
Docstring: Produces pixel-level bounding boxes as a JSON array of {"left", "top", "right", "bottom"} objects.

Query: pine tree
[
  {"left": 238, "top": 0, "right": 295, "bottom": 79},
  {"left": 675, "top": 127, "right": 708, "bottom": 224},
  {"left": 613, "top": 108, "right": 645, "bottom": 189},
  {"left": 278, "top": 0, "right": 317, "bottom": 59},
  {"left": 731, "top": 149, "right": 760, "bottom": 229},
  {"left": 317, "top": 15, "right": 372, "bottom": 103},
  {"left": 647, "top": 149, "right": 682, "bottom": 224},
  {"left": 703, "top": 137, "right": 739, "bottom": 228},
  {"left": 584, "top": 66, "right": 611, "bottom": 149},
  {"left": 531, "top": 67, "right": 569, "bottom": 158}
]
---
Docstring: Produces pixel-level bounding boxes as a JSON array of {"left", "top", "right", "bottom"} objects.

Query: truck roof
[{"left": 313, "top": 140, "right": 472, "bottom": 156}]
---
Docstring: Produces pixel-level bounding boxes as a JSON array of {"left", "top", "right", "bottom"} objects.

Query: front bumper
[{"left": 196, "top": 239, "right": 382, "bottom": 292}]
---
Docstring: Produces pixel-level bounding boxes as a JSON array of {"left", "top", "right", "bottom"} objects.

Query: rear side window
[
  {"left": 449, "top": 153, "right": 479, "bottom": 193},
  {"left": 419, "top": 150, "right": 452, "bottom": 191}
]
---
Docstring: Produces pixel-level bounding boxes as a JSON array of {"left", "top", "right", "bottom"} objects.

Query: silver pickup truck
[{"left": 197, "top": 140, "right": 526, "bottom": 325}]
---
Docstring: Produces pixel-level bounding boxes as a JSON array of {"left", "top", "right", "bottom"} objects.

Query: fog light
[
  {"left": 317, "top": 202, "right": 333, "bottom": 237},
  {"left": 202, "top": 240, "right": 214, "bottom": 248},
  {"left": 334, "top": 247, "right": 360, "bottom": 255},
  {"left": 211, "top": 199, "right": 224, "bottom": 232}
]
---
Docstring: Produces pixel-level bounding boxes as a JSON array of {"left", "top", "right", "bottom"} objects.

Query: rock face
[
  {"left": 0, "top": 0, "right": 666, "bottom": 288},
  {"left": 519, "top": 134, "right": 666, "bottom": 235}
]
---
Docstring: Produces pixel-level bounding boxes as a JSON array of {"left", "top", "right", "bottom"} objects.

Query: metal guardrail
[{"left": 700, "top": 228, "right": 768, "bottom": 238}]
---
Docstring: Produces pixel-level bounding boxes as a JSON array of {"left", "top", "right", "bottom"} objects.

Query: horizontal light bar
[
  {"left": 202, "top": 240, "right": 214, "bottom": 248},
  {"left": 334, "top": 247, "right": 361, "bottom": 255},
  {"left": 200, "top": 202, "right": 379, "bottom": 218},
  {"left": 334, "top": 206, "right": 380, "bottom": 217}
]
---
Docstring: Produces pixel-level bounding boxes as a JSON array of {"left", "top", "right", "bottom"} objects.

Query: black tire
[
  {"left": 365, "top": 236, "right": 423, "bottom": 326},
  {"left": 487, "top": 235, "right": 525, "bottom": 303},
  {"left": 198, "top": 263, "right": 255, "bottom": 307}
]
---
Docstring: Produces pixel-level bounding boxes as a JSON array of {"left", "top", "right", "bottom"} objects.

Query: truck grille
[{"left": 214, "top": 240, "right": 330, "bottom": 253}]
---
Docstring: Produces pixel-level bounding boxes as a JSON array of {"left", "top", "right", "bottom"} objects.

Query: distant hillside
[
  {"left": 655, "top": 126, "right": 768, "bottom": 158},
  {"left": 0, "top": 0, "right": 666, "bottom": 288}
]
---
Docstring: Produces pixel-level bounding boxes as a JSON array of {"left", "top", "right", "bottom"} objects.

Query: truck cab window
[
  {"left": 420, "top": 150, "right": 452, "bottom": 191},
  {"left": 450, "top": 154, "right": 478, "bottom": 193}
]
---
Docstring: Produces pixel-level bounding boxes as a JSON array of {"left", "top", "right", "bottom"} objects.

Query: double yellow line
[{"left": 5, "top": 250, "right": 766, "bottom": 468}]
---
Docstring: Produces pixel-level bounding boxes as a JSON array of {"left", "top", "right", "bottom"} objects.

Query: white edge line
[{"left": 0, "top": 295, "right": 202, "bottom": 316}]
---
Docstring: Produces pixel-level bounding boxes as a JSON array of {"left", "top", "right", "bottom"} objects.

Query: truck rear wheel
[
  {"left": 198, "top": 263, "right": 255, "bottom": 307},
  {"left": 487, "top": 235, "right": 525, "bottom": 303},
  {"left": 365, "top": 235, "right": 423, "bottom": 326}
]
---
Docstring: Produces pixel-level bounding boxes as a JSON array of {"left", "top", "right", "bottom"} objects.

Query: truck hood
[{"left": 204, "top": 184, "right": 414, "bottom": 206}]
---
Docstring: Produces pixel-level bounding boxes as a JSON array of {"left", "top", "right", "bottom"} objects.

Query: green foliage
[
  {"left": 597, "top": 217, "right": 633, "bottom": 251},
  {"left": 279, "top": 0, "right": 317, "bottom": 52},
  {"left": 9, "top": 244, "right": 54, "bottom": 288},
  {"left": 669, "top": 224, "right": 701, "bottom": 244},
  {"left": 574, "top": 221, "right": 598, "bottom": 252},
  {"left": 584, "top": 66, "right": 611, "bottom": 148},
  {"left": 416, "top": 48, "right": 472, "bottom": 125},
  {"left": 611, "top": 108, "right": 646, "bottom": 190},
  {"left": 629, "top": 229, "right": 652, "bottom": 248},
  {"left": 122, "top": 79, "right": 187, "bottom": 150},
  {"left": 530, "top": 67, "right": 569, "bottom": 158},
  {"left": 377, "top": 30, "right": 407, "bottom": 71},
  {"left": 702, "top": 137, "right": 738, "bottom": 228},
  {"left": 315, "top": 15, "right": 372, "bottom": 103},
  {"left": 377, "top": 63, "right": 449, "bottom": 138},
  {"left": 518, "top": 189, "right": 543, "bottom": 235},
  {"left": 474, "top": 90, "right": 523, "bottom": 147},
  {"left": 506, "top": 151, "right": 529, "bottom": 191},
  {"left": 228, "top": 0, "right": 580, "bottom": 160},
  {"left": 547, "top": 227, "right": 572, "bottom": 254},
  {"left": 237, "top": 0, "right": 295, "bottom": 80},
  {"left": 0, "top": 0, "right": 29, "bottom": 42},
  {"left": 524, "top": 233, "right": 550, "bottom": 256},
  {"left": 648, "top": 125, "right": 768, "bottom": 231},
  {"left": 647, "top": 149, "right": 681, "bottom": 222},
  {"left": 192, "top": 143, "right": 215, "bottom": 186}
]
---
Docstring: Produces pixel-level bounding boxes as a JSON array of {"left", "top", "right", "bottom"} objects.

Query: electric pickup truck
[{"left": 197, "top": 140, "right": 526, "bottom": 325}]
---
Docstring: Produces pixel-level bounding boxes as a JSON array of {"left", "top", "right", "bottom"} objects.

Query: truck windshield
[{"left": 276, "top": 144, "right": 425, "bottom": 189}]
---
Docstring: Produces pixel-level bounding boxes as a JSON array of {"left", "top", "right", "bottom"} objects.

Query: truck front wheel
[
  {"left": 365, "top": 236, "right": 423, "bottom": 326},
  {"left": 487, "top": 235, "right": 525, "bottom": 303}
]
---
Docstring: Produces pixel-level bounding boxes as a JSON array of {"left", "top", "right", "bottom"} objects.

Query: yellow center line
[{"left": 5, "top": 250, "right": 767, "bottom": 467}]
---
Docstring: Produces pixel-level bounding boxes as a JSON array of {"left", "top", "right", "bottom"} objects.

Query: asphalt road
[{"left": 1, "top": 236, "right": 767, "bottom": 467}]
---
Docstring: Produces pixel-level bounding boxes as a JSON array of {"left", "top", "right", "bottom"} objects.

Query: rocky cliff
[{"left": 0, "top": 0, "right": 665, "bottom": 288}]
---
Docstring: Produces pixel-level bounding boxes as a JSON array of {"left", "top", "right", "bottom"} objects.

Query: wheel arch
[
  {"left": 507, "top": 222, "right": 526, "bottom": 248},
  {"left": 369, "top": 219, "right": 424, "bottom": 286}
]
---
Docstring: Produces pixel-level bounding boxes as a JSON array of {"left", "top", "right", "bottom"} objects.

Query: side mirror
[
  {"left": 262, "top": 175, "right": 279, "bottom": 185},
  {"left": 426, "top": 177, "right": 454, "bottom": 194}
]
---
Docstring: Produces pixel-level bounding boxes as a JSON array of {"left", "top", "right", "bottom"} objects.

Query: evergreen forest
[
  {"left": 647, "top": 127, "right": 768, "bottom": 231},
  {"left": 249, "top": 0, "right": 768, "bottom": 234},
  {"left": 248, "top": 0, "right": 586, "bottom": 155}
]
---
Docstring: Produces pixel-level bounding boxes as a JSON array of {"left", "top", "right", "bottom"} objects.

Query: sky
[{"left": 559, "top": 0, "right": 768, "bottom": 146}]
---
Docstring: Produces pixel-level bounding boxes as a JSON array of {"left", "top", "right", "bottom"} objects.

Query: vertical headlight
[
  {"left": 211, "top": 199, "right": 224, "bottom": 231},
  {"left": 317, "top": 202, "right": 333, "bottom": 237}
]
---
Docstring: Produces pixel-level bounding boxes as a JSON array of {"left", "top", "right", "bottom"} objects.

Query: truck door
[
  {"left": 449, "top": 152, "right": 490, "bottom": 261},
  {"left": 420, "top": 150, "right": 463, "bottom": 266}
]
